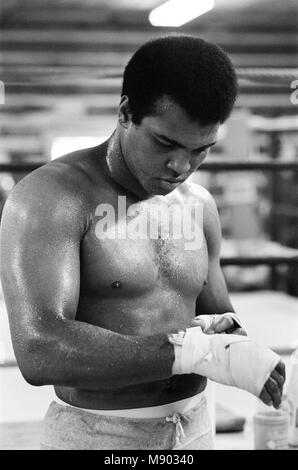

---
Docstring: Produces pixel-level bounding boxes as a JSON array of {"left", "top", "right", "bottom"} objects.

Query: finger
[
  {"left": 259, "top": 387, "right": 273, "bottom": 407},
  {"left": 265, "top": 377, "right": 282, "bottom": 409},
  {"left": 275, "top": 360, "right": 286, "bottom": 380},
  {"left": 190, "top": 318, "right": 205, "bottom": 328},
  {"left": 271, "top": 368, "right": 285, "bottom": 389},
  {"left": 213, "top": 316, "right": 234, "bottom": 333},
  {"left": 225, "top": 327, "right": 247, "bottom": 336}
]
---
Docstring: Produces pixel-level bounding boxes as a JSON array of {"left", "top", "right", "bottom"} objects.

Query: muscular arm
[
  {"left": 190, "top": 188, "right": 285, "bottom": 407},
  {"left": 196, "top": 188, "right": 234, "bottom": 316},
  {"left": 0, "top": 167, "right": 173, "bottom": 391}
]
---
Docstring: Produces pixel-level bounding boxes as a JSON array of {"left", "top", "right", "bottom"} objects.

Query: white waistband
[{"left": 54, "top": 392, "right": 204, "bottom": 419}]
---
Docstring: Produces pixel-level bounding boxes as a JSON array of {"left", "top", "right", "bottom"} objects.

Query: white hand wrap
[
  {"left": 168, "top": 326, "right": 280, "bottom": 397},
  {"left": 194, "top": 312, "right": 245, "bottom": 334}
]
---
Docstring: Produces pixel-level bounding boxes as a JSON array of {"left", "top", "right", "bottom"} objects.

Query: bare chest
[{"left": 81, "top": 195, "right": 208, "bottom": 296}]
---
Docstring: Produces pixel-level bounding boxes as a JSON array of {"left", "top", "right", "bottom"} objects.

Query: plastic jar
[{"left": 253, "top": 410, "right": 288, "bottom": 450}]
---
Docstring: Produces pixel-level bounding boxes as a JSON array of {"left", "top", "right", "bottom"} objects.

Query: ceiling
[{"left": 0, "top": 0, "right": 297, "bottom": 162}]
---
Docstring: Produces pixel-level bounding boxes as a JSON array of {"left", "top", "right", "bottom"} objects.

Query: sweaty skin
[{"left": 0, "top": 96, "right": 284, "bottom": 410}]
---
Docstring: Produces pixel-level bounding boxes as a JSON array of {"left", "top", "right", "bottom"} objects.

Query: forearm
[
  {"left": 196, "top": 295, "right": 235, "bottom": 316},
  {"left": 195, "top": 259, "right": 235, "bottom": 316},
  {"left": 20, "top": 318, "right": 174, "bottom": 390}
]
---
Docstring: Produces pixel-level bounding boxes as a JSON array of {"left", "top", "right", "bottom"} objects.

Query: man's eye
[
  {"left": 157, "top": 140, "right": 175, "bottom": 149},
  {"left": 193, "top": 149, "right": 208, "bottom": 157}
]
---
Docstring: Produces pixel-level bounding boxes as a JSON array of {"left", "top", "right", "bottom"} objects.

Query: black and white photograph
[{"left": 0, "top": 0, "right": 297, "bottom": 452}]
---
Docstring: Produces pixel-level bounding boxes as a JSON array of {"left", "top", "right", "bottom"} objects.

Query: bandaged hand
[
  {"left": 168, "top": 326, "right": 285, "bottom": 408},
  {"left": 191, "top": 312, "right": 247, "bottom": 336}
]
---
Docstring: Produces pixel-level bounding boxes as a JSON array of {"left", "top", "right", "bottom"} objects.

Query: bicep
[
  {"left": 0, "top": 178, "right": 82, "bottom": 351},
  {"left": 196, "top": 189, "right": 234, "bottom": 315},
  {"left": 196, "top": 259, "right": 234, "bottom": 314}
]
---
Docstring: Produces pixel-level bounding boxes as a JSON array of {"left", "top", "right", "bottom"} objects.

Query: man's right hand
[
  {"left": 169, "top": 326, "right": 283, "bottom": 401},
  {"left": 259, "top": 360, "right": 286, "bottom": 409}
]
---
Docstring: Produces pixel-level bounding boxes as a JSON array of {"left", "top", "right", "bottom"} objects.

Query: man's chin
[
  {"left": 147, "top": 185, "right": 175, "bottom": 197},
  {"left": 154, "top": 179, "right": 181, "bottom": 195},
  {"left": 141, "top": 178, "right": 180, "bottom": 197},
  {"left": 157, "top": 188, "right": 176, "bottom": 196}
]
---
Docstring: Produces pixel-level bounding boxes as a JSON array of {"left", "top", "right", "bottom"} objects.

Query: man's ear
[{"left": 118, "top": 95, "right": 132, "bottom": 129}]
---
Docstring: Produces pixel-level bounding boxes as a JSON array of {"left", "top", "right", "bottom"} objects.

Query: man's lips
[{"left": 160, "top": 177, "right": 186, "bottom": 184}]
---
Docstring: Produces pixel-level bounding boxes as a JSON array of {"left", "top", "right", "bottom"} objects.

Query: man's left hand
[{"left": 191, "top": 314, "right": 247, "bottom": 336}]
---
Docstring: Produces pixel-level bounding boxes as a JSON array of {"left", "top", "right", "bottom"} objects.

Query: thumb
[
  {"left": 213, "top": 315, "right": 234, "bottom": 333},
  {"left": 190, "top": 317, "right": 206, "bottom": 329}
]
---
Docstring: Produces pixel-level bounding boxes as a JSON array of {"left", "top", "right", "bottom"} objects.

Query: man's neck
[{"left": 100, "top": 132, "right": 149, "bottom": 201}]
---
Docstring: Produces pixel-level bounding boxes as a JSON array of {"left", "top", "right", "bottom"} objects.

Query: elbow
[
  {"left": 19, "top": 360, "right": 50, "bottom": 387},
  {"left": 21, "top": 369, "right": 45, "bottom": 387},
  {"left": 16, "top": 334, "right": 57, "bottom": 387}
]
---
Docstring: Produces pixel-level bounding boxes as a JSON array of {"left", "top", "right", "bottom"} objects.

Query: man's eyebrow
[{"left": 155, "top": 133, "right": 216, "bottom": 152}]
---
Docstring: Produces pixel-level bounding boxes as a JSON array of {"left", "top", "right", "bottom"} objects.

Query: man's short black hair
[{"left": 121, "top": 34, "right": 238, "bottom": 126}]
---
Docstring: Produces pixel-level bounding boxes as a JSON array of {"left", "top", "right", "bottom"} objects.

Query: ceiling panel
[{"left": 0, "top": 0, "right": 297, "bottom": 162}]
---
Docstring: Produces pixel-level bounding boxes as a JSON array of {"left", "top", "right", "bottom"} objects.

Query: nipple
[
  {"left": 203, "top": 279, "right": 208, "bottom": 286},
  {"left": 111, "top": 280, "right": 122, "bottom": 289}
]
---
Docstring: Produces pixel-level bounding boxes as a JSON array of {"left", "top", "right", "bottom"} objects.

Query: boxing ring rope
[
  {"left": 220, "top": 256, "right": 298, "bottom": 267},
  {"left": 237, "top": 68, "right": 298, "bottom": 83},
  {"left": 32, "top": 67, "right": 296, "bottom": 82},
  {"left": 0, "top": 160, "right": 298, "bottom": 173}
]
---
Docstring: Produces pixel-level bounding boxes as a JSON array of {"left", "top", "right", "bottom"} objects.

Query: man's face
[{"left": 120, "top": 95, "right": 219, "bottom": 196}]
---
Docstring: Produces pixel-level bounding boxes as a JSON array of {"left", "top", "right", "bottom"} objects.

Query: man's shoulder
[
  {"left": 9, "top": 149, "right": 98, "bottom": 206},
  {"left": 3, "top": 154, "right": 96, "bottom": 231},
  {"left": 179, "top": 181, "right": 218, "bottom": 212},
  {"left": 181, "top": 181, "right": 221, "bottom": 243}
]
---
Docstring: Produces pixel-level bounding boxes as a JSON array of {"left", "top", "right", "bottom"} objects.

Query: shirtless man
[{"left": 0, "top": 35, "right": 285, "bottom": 450}]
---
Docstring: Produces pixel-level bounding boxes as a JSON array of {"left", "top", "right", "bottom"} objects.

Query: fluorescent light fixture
[
  {"left": 149, "top": 0, "right": 214, "bottom": 27},
  {"left": 51, "top": 136, "right": 107, "bottom": 160}
]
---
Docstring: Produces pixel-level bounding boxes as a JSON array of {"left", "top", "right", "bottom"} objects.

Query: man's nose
[{"left": 166, "top": 154, "right": 191, "bottom": 176}]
